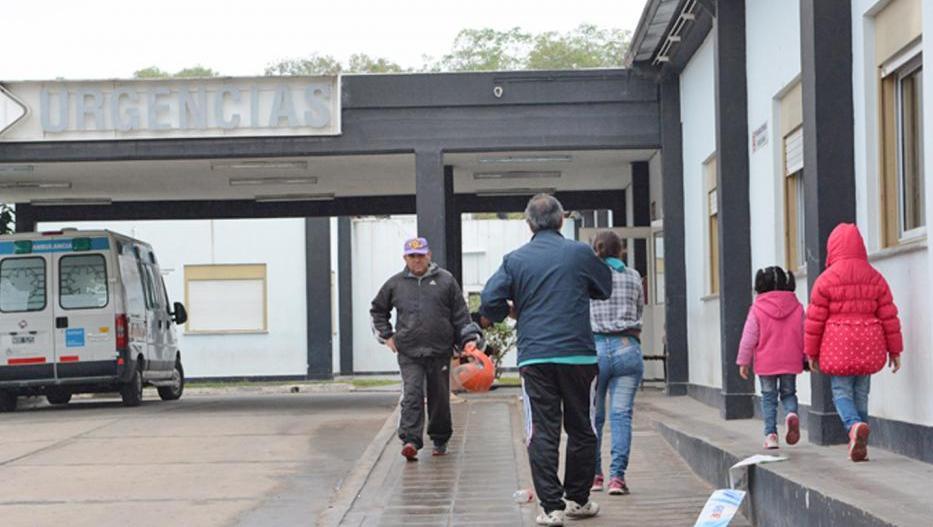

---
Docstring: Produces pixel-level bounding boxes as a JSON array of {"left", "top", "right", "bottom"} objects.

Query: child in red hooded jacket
[{"left": 805, "top": 223, "right": 903, "bottom": 462}]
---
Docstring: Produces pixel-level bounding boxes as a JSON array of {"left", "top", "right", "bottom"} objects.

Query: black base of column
[
  {"left": 721, "top": 393, "right": 755, "bottom": 420},
  {"left": 807, "top": 409, "right": 849, "bottom": 445},
  {"left": 665, "top": 383, "right": 688, "bottom": 396}
]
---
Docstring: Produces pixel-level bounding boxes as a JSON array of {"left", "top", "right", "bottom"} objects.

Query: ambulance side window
[
  {"left": 143, "top": 264, "right": 165, "bottom": 310},
  {"left": 118, "top": 253, "right": 146, "bottom": 316}
]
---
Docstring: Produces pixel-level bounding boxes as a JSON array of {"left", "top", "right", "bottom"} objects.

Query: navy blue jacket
[{"left": 479, "top": 230, "right": 612, "bottom": 365}]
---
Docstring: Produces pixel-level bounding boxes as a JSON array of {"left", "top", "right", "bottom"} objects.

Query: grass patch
[
  {"left": 350, "top": 378, "right": 401, "bottom": 388},
  {"left": 496, "top": 376, "right": 522, "bottom": 386},
  {"left": 187, "top": 380, "right": 330, "bottom": 389}
]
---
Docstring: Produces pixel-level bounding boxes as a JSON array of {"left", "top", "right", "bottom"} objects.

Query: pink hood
[{"left": 754, "top": 291, "right": 801, "bottom": 320}]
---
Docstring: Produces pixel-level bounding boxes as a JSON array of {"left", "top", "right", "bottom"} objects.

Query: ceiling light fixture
[
  {"left": 211, "top": 160, "right": 308, "bottom": 170},
  {"left": 255, "top": 193, "right": 335, "bottom": 203},
  {"left": 229, "top": 176, "right": 318, "bottom": 186},
  {"left": 0, "top": 181, "right": 71, "bottom": 189},
  {"left": 477, "top": 155, "right": 573, "bottom": 164},
  {"left": 31, "top": 198, "right": 112, "bottom": 206},
  {"left": 473, "top": 171, "right": 562, "bottom": 180},
  {"left": 0, "top": 165, "right": 35, "bottom": 174},
  {"left": 474, "top": 187, "right": 557, "bottom": 197}
]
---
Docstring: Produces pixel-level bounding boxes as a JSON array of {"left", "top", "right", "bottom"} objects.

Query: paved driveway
[{"left": 0, "top": 390, "right": 397, "bottom": 527}]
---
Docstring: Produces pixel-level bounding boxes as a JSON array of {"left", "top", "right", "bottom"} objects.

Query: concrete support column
[
  {"left": 337, "top": 217, "right": 354, "bottom": 375},
  {"left": 443, "top": 165, "right": 463, "bottom": 286},
  {"left": 714, "top": 0, "right": 755, "bottom": 419},
  {"left": 415, "top": 149, "right": 450, "bottom": 268},
  {"left": 305, "top": 217, "right": 333, "bottom": 380},
  {"left": 801, "top": 0, "right": 856, "bottom": 445},
  {"left": 632, "top": 161, "right": 651, "bottom": 278},
  {"left": 660, "top": 77, "right": 689, "bottom": 397}
]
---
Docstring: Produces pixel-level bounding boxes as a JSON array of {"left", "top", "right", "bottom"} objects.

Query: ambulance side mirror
[{"left": 172, "top": 302, "right": 188, "bottom": 325}]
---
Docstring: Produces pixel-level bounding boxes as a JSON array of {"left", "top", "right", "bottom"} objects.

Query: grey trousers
[{"left": 397, "top": 353, "right": 453, "bottom": 450}]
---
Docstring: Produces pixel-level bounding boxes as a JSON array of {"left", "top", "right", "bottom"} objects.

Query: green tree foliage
[
  {"left": 526, "top": 24, "right": 630, "bottom": 70},
  {"left": 173, "top": 66, "right": 220, "bottom": 78},
  {"left": 347, "top": 54, "right": 404, "bottom": 73},
  {"left": 264, "top": 54, "right": 344, "bottom": 76},
  {"left": 0, "top": 205, "right": 15, "bottom": 235},
  {"left": 428, "top": 27, "right": 532, "bottom": 72},
  {"left": 264, "top": 53, "right": 404, "bottom": 75},
  {"left": 133, "top": 66, "right": 171, "bottom": 78},
  {"left": 425, "top": 24, "right": 630, "bottom": 72},
  {"left": 133, "top": 65, "right": 220, "bottom": 78}
]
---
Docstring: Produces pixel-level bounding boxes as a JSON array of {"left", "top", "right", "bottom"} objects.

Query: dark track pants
[
  {"left": 520, "top": 363, "right": 598, "bottom": 513},
  {"left": 397, "top": 353, "right": 452, "bottom": 450}
]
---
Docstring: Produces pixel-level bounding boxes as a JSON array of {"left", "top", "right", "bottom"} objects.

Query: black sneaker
[{"left": 432, "top": 443, "right": 448, "bottom": 456}]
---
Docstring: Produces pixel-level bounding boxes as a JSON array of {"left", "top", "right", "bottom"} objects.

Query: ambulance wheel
[
  {"left": 121, "top": 364, "right": 144, "bottom": 407},
  {"left": 0, "top": 391, "right": 16, "bottom": 412},
  {"left": 46, "top": 391, "right": 72, "bottom": 405},
  {"left": 158, "top": 360, "right": 184, "bottom": 401}
]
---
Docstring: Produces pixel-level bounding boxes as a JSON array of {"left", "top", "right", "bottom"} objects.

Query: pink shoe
[
  {"left": 607, "top": 477, "right": 629, "bottom": 495},
  {"left": 591, "top": 475, "right": 604, "bottom": 492},
  {"left": 785, "top": 413, "right": 800, "bottom": 446},
  {"left": 763, "top": 433, "right": 779, "bottom": 449},
  {"left": 401, "top": 442, "right": 418, "bottom": 461},
  {"left": 849, "top": 423, "right": 870, "bottom": 462}
]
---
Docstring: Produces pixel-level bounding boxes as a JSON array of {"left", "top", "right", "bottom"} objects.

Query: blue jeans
[
  {"left": 830, "top": 375, "right": 871, "bottom": 432},
  {"left": 759, "top": 375, "right": 799, "bottom": 436},
  {"left": 594, "top": 335, "right": 644, "bottom": 480}
]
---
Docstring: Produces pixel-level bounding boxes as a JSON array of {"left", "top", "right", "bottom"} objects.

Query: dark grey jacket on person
[
  {"left": 370, "top": 264, "right": 473, "bottom": 358},
  {"left": 479, "top": 229, "right": 612, "bottom": 365}
]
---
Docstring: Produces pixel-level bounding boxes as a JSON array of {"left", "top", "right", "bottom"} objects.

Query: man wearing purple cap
[{"left": 370, "top": 237, "right": 481, "bottom": 460}]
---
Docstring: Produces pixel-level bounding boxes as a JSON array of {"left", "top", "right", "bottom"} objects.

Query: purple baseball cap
[{"left": 403, "top": 237, "right": 430, "bottom": 255}]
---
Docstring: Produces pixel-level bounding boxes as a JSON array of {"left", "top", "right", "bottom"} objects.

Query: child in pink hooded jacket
[{"left": 737, "top": 266, "right": 805, "bottom": 450}]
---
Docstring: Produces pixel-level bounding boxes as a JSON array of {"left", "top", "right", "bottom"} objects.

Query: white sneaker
[
  {"left": 763, "top": 433, "right": 779, "bottom": 450},
  {"left": 564, "top": 500, "right": 600, "bottom": 519},
  {"left": 536, "top": 509, "right": 565, "bottom": 526}
]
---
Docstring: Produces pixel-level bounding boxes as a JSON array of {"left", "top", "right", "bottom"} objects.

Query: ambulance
[{"left": 0, "top": 229, "right": 187, "bottom": 411}]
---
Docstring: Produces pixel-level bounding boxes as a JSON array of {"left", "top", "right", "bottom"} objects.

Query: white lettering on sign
[
  {"left": 40, "top": 83, "right": 332, "bottom": 133},
  {"left": 1, "top": 76, "right": 341, "bottom": 141}
]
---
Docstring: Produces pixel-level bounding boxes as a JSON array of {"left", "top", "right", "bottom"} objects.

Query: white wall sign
[
  {"left": 752, "top": 122, "right": 768, "bottom": 152},
  {"left": 0, "top": 76, "right": 341, "bottom": 142}
]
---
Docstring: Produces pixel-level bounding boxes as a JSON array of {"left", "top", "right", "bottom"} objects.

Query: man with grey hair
[{"left": 480, "top": 194, "right": 612, "bottom": 526}]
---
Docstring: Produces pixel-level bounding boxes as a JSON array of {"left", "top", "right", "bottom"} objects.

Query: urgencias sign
[{"left": 0, "top": 76, "right": 341, "bottom": 141}]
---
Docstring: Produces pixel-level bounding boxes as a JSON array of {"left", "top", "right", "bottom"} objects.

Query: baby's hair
[{"left": 754, "top": 266, "right": 796, "bottom": 294}]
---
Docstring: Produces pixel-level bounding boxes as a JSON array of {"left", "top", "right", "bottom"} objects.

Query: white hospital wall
[
  {"left": 744, "top": 0, "right": 812, "bottom": 405},
  {"left": 847, "top": 0, "right": 933, "bottom": 426},
  {"left": 351, "top": 216, "right": 534, "bottom": 373},
  {"left": 680, "top": 32, "right": 722, "bottom": 390},
  {"left": 39, "top": 219, "right": 309, "bottom": 378}
]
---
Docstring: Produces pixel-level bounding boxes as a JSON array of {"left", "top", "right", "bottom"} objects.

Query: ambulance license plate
[{"left": 12, "top": 336, "right": 35, "bottom": 345}]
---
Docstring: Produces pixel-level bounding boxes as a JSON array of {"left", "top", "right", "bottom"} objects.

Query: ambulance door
[{"left": 0, "top": 247, "right": 55, "bottom": 382}]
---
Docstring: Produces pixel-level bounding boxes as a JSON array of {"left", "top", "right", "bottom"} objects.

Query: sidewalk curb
[
  {"left": 316, "top": 404, "right": 401, "bottom": 527},
  {"left": 644, "top": 402, "right": 897, "bottom": 527}
]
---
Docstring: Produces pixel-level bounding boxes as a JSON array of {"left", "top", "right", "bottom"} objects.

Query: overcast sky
[{"left": 1, "top": 0, "right": 647, "bottom": 80}]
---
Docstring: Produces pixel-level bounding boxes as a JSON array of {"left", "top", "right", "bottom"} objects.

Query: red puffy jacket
[{"left": 804, "top": 224, "right": 903, "bottom": 376}]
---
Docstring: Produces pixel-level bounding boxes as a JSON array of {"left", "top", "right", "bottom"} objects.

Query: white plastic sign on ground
[
  {"left": 694, "top": 454, "right": 788, "bottom": 526},
  {"left": 694, "top": 489, "right": 746, "bottom": 527}
]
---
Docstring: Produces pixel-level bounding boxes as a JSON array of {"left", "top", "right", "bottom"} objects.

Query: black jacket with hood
[{"left": 370, "top": 263, "right": 473, "bottom": 358}]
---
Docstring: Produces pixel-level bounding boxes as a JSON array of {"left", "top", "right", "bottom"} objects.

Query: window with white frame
[
  {"left": 184, "top": 264, "right": 267, "bottom": 333},
  {"left": 879, "top": 36, "right": 924, "bottom": 245}
]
